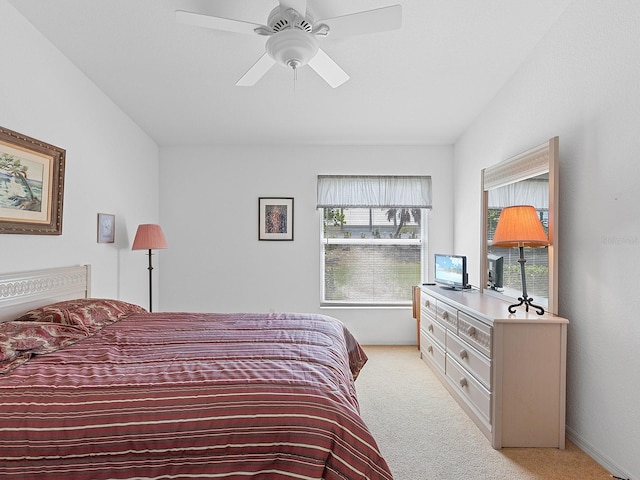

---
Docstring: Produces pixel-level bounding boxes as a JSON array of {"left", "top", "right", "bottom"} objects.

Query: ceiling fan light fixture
[{"left": 266, "top": 29, "right": 319, "bottom": 70}]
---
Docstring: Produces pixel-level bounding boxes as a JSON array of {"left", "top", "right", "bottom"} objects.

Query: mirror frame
[{"left": 481, "top": 136, "right": 559, "bottom": 314}]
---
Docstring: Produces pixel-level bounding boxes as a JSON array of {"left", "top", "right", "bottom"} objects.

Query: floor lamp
[
  {"left": 132, "top": 224, "right": 168, "bottom": 312},
  {"left": 491, "top": 205, "right": 549, "bottom": 315}
]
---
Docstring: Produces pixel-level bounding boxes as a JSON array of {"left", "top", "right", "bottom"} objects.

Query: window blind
[{"left": 317, "top": 175, "right": 432, "bottom": 209}]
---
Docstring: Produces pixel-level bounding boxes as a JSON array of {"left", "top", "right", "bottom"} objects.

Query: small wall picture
[
  {"left": 97, "top": 213, "right": 115, "bottom": 243},
  {"left": 259, "top": 197, "right": 293, "bottom": 241}
]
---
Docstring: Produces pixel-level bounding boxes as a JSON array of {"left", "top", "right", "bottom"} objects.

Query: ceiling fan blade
[
  {"left": 279, "top": 0, "right": 307, "bottom": 18},
  {"left": 176, "top": 0, "right": 265, "bottom": 35},
  {"left": 176, "top": 10, "right": 265, "bottom": 36},
  {"left": 318, "top": 4, "right": 402, "bottom": 40},
  {"left": 308, "top": 49, "right": 349, "bottom": 88},
  {"left": 236, "top": 54, "right": 277, "bottom": 86}
]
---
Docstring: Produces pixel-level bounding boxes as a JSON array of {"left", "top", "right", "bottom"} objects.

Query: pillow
[
  {"left": 0, "top": 321, "right": 88, "bottom": 374},
  {"left": 15, "top": 298, "right": 147, "bottom": 333}
]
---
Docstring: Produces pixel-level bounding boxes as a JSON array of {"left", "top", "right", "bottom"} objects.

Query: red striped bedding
[{"left": 0, "top": 308, "right": 393, "bottom": 479}]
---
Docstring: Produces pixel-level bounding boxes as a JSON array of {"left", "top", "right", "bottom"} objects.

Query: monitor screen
[
  {"left": 434, "top": 254, "right": 468, "bottom": 289},
  {"left": 487, "top": 254, "right": 504, "bottom": 289}
]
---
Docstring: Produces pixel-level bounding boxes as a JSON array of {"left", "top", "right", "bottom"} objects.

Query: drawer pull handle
[
  {"left": 459, "top": 378, "right": 468, "bottom": 388},
  {"left": 459, "top": 349, "right": 468, "bottom": 359},
  {"left": 467, "top": 326, "right": 476, "bottom": 336},
  {"left": 427, "top": 346, "right": 433, "bottom": 353},
  {"left": 442, "top": 311, "right": 448, "bottom": 320},
  {"left": 425, "top": 300, "right": 430, "bottom": 308},
  {"left": 428, "top": 324, "right": 434, "bottom": 332}
]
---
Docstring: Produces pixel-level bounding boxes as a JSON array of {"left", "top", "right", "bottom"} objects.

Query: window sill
[{"left": 320, "top": 303, "right": 412, "bottom": 310}]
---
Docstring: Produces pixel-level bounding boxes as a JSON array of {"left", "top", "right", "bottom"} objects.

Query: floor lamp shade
[
  {"left": 132, "top": 224, "right": 168, "bottom": 312},
  {"left": 132, "top": 224, "right": 168, "bottom": 250}
]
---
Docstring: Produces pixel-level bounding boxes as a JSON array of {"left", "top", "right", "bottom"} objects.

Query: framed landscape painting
[
  {"left": 0, "top": 126, "right": 66, "bottom": 235},
  {"left": 258, "top": 197, "right": 294, "bottom": 241}
]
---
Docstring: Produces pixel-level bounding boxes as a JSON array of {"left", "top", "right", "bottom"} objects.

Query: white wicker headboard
[{"left": 0, "top": 265, "right": 91, "bottom": 323}]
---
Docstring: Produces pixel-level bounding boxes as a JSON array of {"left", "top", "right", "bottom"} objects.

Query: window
[{"left": 317, "top": 176, "right": 432, "bottom": 306}]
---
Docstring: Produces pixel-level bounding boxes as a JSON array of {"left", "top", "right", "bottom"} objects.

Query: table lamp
[{"left": 491, "top": 205, "right": 549, "bottom": 315}]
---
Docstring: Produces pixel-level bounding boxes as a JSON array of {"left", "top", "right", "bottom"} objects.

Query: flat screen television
[
  {"left": 487, "top": 254, "right": 504, "bottom": 290},
  {"left": 434, "top": 253, "right": 469, "bottom": 290}
]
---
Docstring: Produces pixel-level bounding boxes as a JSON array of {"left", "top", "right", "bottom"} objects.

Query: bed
[{"left": 0, "top": 266, "right": 393, "bottom": 480}]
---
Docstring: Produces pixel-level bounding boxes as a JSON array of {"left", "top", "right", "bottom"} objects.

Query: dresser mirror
[{"left": 481, "top": 137, "right": 559, "bottom": 314}]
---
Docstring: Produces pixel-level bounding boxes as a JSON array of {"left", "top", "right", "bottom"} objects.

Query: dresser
[{"left": 418, "top": 285, "right": 568, "bottom": 449}]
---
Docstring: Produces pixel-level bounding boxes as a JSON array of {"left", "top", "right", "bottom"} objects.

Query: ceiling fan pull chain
[{"left": 293, "top": 66, "right": 297, "bottom": 92}]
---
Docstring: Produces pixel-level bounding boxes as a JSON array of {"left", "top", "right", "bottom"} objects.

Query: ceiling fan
[{"left": 175, "top": 0, "right": 402, "bottom": 88}]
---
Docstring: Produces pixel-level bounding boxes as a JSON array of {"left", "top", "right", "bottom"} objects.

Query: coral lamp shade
[
  {"left": 131, "top": 224, "right": 168, "bottom": 250},
  {"left": 492, "top": 205, "right": 549, "bottom": 248}
]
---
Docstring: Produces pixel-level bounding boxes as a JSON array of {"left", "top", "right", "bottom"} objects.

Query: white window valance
[
  {"left": 487, "top": 178, "right": 548, "bottom": 210},
  {"left": 316, "top": 175, "right": 432, "bottom": 209}
]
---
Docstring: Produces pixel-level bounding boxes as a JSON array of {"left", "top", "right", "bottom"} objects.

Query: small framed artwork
[
  {"left": 258, "top": 197, "right": 294, "bottom": 241},
  {"left": 0, "top": 126, "right": 66, "bottom": 235},
  {"left": 97, "top": 213, "right": 115, "bottom": 243}
]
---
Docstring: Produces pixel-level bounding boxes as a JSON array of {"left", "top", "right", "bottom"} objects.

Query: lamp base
[
  {"left": 508, "top": 245, "right": 545, "bottom": 316},
  {"left": 146, "top": 249, "right": 154, "bottom": 313},
  {"left": 508, "top": 296, "right": 545, "bottom": 315}
]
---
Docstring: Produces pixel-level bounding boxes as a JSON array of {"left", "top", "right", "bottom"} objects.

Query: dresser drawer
[
  {"left": 421, "top": 292, "right": 437, "bottom": 318},
  {"left": 458, "top": 310, "right": 492, "bottom": 358},
  {"left": 420, "top": 316, "right": 446, "bottom": 349},
  {"left": 446, "top": 333, "right": 491, "bottom": 389},
  {"left": 446, "top": 355, "right": 491, "bottom": 424},
  {"left": 437, "top": 301, "right": 458, "bottom": 332},
  {"left": 420, "top": 333, "right": 446, "bottom": 374}
]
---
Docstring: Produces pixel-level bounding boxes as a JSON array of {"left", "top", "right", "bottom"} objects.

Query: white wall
[
  {"left": 159, "top": 145, "right": 453, "bottom": 344},
  {"left": 0, "top": 1, "right": 160, "bottom": 308},
  {"left": 453, "top": 1, "right": 640, "bottom": 478}
]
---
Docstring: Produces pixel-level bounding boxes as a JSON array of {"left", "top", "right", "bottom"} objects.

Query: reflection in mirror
[
  {"left": 486, "top": 174, "right": 549, "bottom": 308},
  {"left": 481, "top": 137, "right": 559, "bottom": 315}
]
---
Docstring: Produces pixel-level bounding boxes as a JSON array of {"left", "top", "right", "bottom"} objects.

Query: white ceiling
[{"left": 9, "top": 0, "right": 572, "bottom": 147}]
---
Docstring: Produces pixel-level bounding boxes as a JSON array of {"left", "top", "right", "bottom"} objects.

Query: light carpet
[{"left": 356, "top": 345, "right": 612, "bottom": 480}]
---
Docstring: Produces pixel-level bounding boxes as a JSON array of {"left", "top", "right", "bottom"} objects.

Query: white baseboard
[{"left": 566, "top": 425, "right": 633, "bottom": 480}]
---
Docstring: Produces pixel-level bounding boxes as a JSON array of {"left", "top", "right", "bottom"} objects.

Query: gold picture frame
[{"left": 0, "top": 126, "right": 66, "bottom": 235}]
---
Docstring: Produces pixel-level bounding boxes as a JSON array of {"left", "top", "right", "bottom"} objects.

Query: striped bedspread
[{"left": 0, "top": 312, "right": 393, "bottom": 480}]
